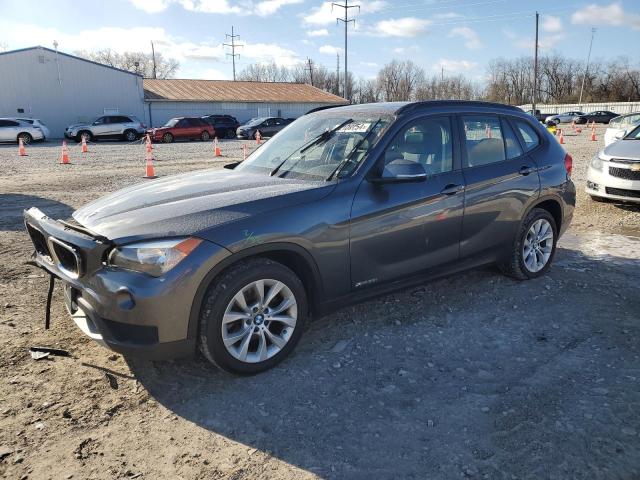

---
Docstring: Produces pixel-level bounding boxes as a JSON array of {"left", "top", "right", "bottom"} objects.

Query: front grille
[
  {"left": 609, "top": 166, "right": 640, "bottom": 180},
  {"left": 26, "top": 223, "right": 52, "bottom": 262},
  {"left": 48, "top": 237, "right": 83, "bottom": 278},
  {"left": 605, "top": 187, "right": 640, "bottom": 199}
]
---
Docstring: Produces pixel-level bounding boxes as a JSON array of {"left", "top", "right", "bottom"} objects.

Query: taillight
[{"left": 564, "top": 153, "right": 573, "bottom": 177}]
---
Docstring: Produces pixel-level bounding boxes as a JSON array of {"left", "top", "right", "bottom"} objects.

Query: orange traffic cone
[
  {"left": 559, "top": 129, "right": 564, "bottom": 144},
  {"left": 591, "top": 127, "right": 597, "bottom": 141},
  {"left": 81, "top": 136, "right": 88, "bottom": 153},
  {"left": 18, "top": 137, "right": 27, "bottom": 156},
  {"left": 214, "top": 137, "right": 222, "bottom": 157},
  {"left": 255, "top": 130, "right": 262, "bottom": 145},
  {"left": 145, "top": 134, "right": 153, "bottom": 153},
  {"left": 242, "top": 143, "right": 248, "bottom": 160},
  {"left": 143, "top": 151, "right": 157, "bottom": 179},
  {"left": 60, "top": 141, "right": 70, "bottom": 164}
]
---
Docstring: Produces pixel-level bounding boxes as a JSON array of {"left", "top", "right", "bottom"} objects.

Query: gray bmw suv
[{"left": 25, "top": 101, "right": 575, "bottom": 374}]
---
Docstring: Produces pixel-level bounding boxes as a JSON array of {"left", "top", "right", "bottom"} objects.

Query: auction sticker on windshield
[{"left": 338, "top": 122, "right": 371, "bottom": 133}]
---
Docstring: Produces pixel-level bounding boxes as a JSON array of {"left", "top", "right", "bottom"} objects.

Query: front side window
[
  {"left": 380, "top": 117, "right": 453, "bottom": 175},
  {"left": 462, "top": 116, "right": 505, "bottom": 167},
  {"left": 93, "top": 117, "right": 106, "bottom": 125},
  {"left": 164, "top": 118, "right": 179, "bottom": 127}
]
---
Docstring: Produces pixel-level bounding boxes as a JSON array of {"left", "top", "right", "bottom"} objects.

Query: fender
[{"left": 186, "top": 241, "right": 323, "bottom": 340}]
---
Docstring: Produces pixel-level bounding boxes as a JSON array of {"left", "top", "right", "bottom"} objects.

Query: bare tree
[{"left": 75, "top": 49, "right": 179, "bottom": 79}]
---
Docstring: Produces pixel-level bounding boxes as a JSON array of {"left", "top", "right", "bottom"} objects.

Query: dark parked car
[
  {"left": 236, "top": 117, "right": 290, "bottom": 139},
  {"left": 575, "top": 110, "right": 618, "bottom": 124},
  {"left": 149, "top": 117, "right": 215, "bottom": 143},
  {"left": 201, "top": 114, "right": 240, "bottom": 139},
  {"left": 24, "top": 101, "right": 575, "bottom": 374}
]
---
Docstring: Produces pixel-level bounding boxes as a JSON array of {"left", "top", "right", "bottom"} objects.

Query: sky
[{"left": 1, "top": 0, "right": 639, "bottom": 83}]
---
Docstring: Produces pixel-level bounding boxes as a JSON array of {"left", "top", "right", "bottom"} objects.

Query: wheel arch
[
  {"left": 525, "top": 195, "right": 563, "bottom": 233},
  {"left": 187, "top": 242, "right": 323, "bottom": 340}
]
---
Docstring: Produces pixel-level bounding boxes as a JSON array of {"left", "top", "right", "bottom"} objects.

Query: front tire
[
  {"left": 499, "top": 208, "right": 557, "bottom": 280},
  {"left": 75, "top": 131, "right": 92, "bottom": 143},
  {"left": 201, "top": 131, "right": 210, "bottom": 141},
  {"left": 123, "top": 129, "right": 138, "bottom": 142},
  {"left": 199, "top": 258, "right": 307, "bottom": 374}
]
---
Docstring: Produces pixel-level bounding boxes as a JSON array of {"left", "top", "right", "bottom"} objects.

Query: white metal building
[
  {"left": 143, "top": 79, "right": 348, "bottom": 127},
  {"left": 0, "top": 46, "right": 146, "bottom": 138}
]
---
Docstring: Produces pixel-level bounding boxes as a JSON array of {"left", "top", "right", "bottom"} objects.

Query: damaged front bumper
[{"left": 23, "top": 207, "right": 230, "bottom": 360}]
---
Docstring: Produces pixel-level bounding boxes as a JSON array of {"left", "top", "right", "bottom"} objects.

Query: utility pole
[
  {"left": 332, "top": 0, "right": 359, "bottom": 99},
  {"left": 532, "top": 12, "right": 538, "bottom": 113},
  {"left": 578, "top": 27, "right": 596, "bottom": 106},
  {"left": 336, "top": 53, "right": 340, "bottom": 96},
  {"left": 151, "top": 40, "right": 157, "bottom": 79},
  {"left": 306, "top": 58, "right": 314, "bottom": 86},
  {"left": 224, "top": 26, "right": 241, "bottom": 81}
]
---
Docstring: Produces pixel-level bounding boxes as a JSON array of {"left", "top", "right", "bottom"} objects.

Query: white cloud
[
  {"left": 129, "top": 0, "right": 172, "bottom": 13},
  {"left": 303, "top": 1, "right": 386, "bottom": 25},
  {"left": 359, "top": 61, "right": 379, "bottom": 68},
  {"left": 319, "top": 44, "right": 343, "bottom": 55},
  {"left": 502, "top": 28, "right": 516, "bottom": 39},
  {"left": 448, "top": 26, "right": 482, "bottom": 50},
  {"left": 542, "top": 15, "right": 562, "bottom": 33},
  {"left": 433, "top": 59, "right": 479, "bottom": 73},
  {"left": 128, "top": 0, "right": 302, "bottom": 16},
  {"left": 307, "top": 28, "right": 329, "bottom": 37},
  {"left": 571, "top": 2, "right": 640, "bottom": 29},
  {"left": 515, "top": 33, "right": 564, "bottom": 50},
  {"left": 372, "top": 17, "right": 430, "bottom": 37},
  {"left": 392, "top": 45, "right": 419, "bottom": 55}
]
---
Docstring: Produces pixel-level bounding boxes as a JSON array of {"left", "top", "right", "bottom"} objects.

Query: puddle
[{"left": 558, "top": 230, "right": 640, "bottom": 268}]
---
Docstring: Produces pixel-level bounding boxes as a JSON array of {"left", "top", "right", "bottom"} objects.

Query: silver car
[
  {"left": 0, "top": 118, "right": 45, "bottom": 144},
  {"left": 545, "top": 111, "right": 585, "bottom": 126},
  {"left": 65, "top": 115, "right": 146, "bottom": 142},
  {"left": 16, "top": 118, "right": 51, "bottom": 140},
  {"left": 587, "top": 123, "right": 640, "bottom": 203}
]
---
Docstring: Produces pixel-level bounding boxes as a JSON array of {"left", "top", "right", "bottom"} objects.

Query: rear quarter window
[{"left": 514, "top": 120, "right": 540, "bottom": 152}]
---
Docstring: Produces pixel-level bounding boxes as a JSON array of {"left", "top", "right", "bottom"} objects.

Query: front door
[
  {"left": 458, "top": 114, "right": 540, "bottom": 260},
  {"left": 350, "top": 115, "right": 465, "bottom": 289}
]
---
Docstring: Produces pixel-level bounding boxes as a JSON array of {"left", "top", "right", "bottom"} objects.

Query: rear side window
[
  {"left": 0, "top": 120, "right": 11, "bottom": 127},
  {"left": 514, "top": 120, "right": 540, "bottom": 151},
  {"left": 462, "top": 116, "right": 505, "bottom": 167},
  {"left": 502, "top": 119, "right": 523, "bottom": 159}
]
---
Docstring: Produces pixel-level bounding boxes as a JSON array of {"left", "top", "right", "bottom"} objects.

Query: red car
[{"left": 149, "top": 117, "right": 215, "bottom": 143}]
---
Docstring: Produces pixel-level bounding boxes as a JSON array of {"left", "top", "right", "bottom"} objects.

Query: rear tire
[
  {"left": 162, "top": 132, "right": 174, "bottom": 143},
  {"left": 499, "top": 208, "right": 557, "bottom": 280},
  {"left": 17, "top": 132, "right": 32, "bottom": 145},
  {"left": 123, "top": 129, "right": 138, "bottom": 142},
  {"left": 225, "top": 129, "right": 235, "bottom": 139},
  {"left": 199, "top": 258, "right": 307, "bottom": 375}
]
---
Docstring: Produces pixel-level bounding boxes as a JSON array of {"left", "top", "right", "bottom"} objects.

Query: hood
[
  {"left": 73, "top": 169, "right": 332, "bottom": 242},
  {"left": 602, "top": 139, "right": 640, "bottom": 161},
  {"left": 67, "top": 123, "right": 90, "bottom": 130}
]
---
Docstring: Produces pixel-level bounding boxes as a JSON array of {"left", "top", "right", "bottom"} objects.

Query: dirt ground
[{"left": 1, "top": 127, "right": 639, "bottom": 480}]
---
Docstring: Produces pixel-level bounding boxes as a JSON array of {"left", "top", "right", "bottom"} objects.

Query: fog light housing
[{"left": 587, "top": 181, "right": 599, "bottom": 190}]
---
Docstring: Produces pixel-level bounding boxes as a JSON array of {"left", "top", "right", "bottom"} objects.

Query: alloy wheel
[
  {"left": 221, "top": 279, "right": 297, "bottom": 363},
  {"left": 523, "top": 218, "right": 554, "bottom": 273}
]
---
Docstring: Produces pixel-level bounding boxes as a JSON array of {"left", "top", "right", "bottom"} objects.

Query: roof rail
[{"left": 396, "top": 100, "right": 522, "bottom": 116}]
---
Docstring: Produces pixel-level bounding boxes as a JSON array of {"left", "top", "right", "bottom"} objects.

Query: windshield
[
  {"left": 246, "top": 118, "right": 267, "bottom": 127},
  {"left": 624, "top": 124, "right": 640, "bottom": 140},
  {"left": 163, "top": 118, "right": 179, "bottom": 127},
  {"left": 235, "top": 112, "right": 391, "bottom": 180}
]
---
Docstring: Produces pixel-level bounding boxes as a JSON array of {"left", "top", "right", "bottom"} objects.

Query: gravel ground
[{"left": 1, "top": 127, "right": 639, "bottom": 480}]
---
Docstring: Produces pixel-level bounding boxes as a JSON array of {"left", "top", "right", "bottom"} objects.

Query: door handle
[
  {"left": 519, "top": 166, "right": 535, "bottom": 176},
  {"left": 440, "top": 184, "right": 464, "bottom": 195}
]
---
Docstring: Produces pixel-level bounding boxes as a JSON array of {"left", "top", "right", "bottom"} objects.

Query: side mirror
[
  {"left": 614, "top": 130, "right": 626, "bottom": 140},
  {"left": 370, "top": 158, "right": 427, "bottom": 184}
]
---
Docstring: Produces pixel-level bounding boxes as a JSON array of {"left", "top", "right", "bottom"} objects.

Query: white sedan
[
  {"left": 16, "top": 118, "right": 51, "bottom": 140},
  {"left": 0, "top": 118, "right": 45, "bottom": 144},
  {"left": 587, "top": 123, "right": 640, "bottom": 203}
]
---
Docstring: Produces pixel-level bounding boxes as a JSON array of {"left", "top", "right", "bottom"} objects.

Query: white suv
[{"left": 65, "top": 115, "right": 146, "bottom": 142}]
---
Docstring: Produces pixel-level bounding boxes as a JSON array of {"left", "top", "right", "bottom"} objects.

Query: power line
[
  {"left": 224, "top": 26, "right": 242, "bottom": 81},
  {"left": 332, "top": 0, "right": 360, "bottom": 99}
]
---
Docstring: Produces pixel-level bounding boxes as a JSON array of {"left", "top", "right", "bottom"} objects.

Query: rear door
[
  {"left": 459, "top": 114, "right": 540, "bottom": 260},
  {"left": 350, "top": 114, "right": 465, "bottom": 287},
  {"left": 0, "top": 120, "right": 18, "bottom": 142}
]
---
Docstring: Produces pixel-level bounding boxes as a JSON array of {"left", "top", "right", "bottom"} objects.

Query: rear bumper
[{"left": 23, "top": 207, "right": 231, "bottom": 360}]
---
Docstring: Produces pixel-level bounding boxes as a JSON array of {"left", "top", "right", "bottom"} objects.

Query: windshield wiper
[
  {"left": 269, "top": 119, "right": 353, "bottom": 177},
  {"left": 326, "top": 118, "right": 382, "bottom": 181}
]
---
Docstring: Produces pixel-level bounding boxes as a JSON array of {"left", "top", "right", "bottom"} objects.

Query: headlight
[
  {"left": 108, "top": 237, "right": 202, "bottom": 276},
  {"left": 590, "top": 157, "right": 603, "bottom": 171}
]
